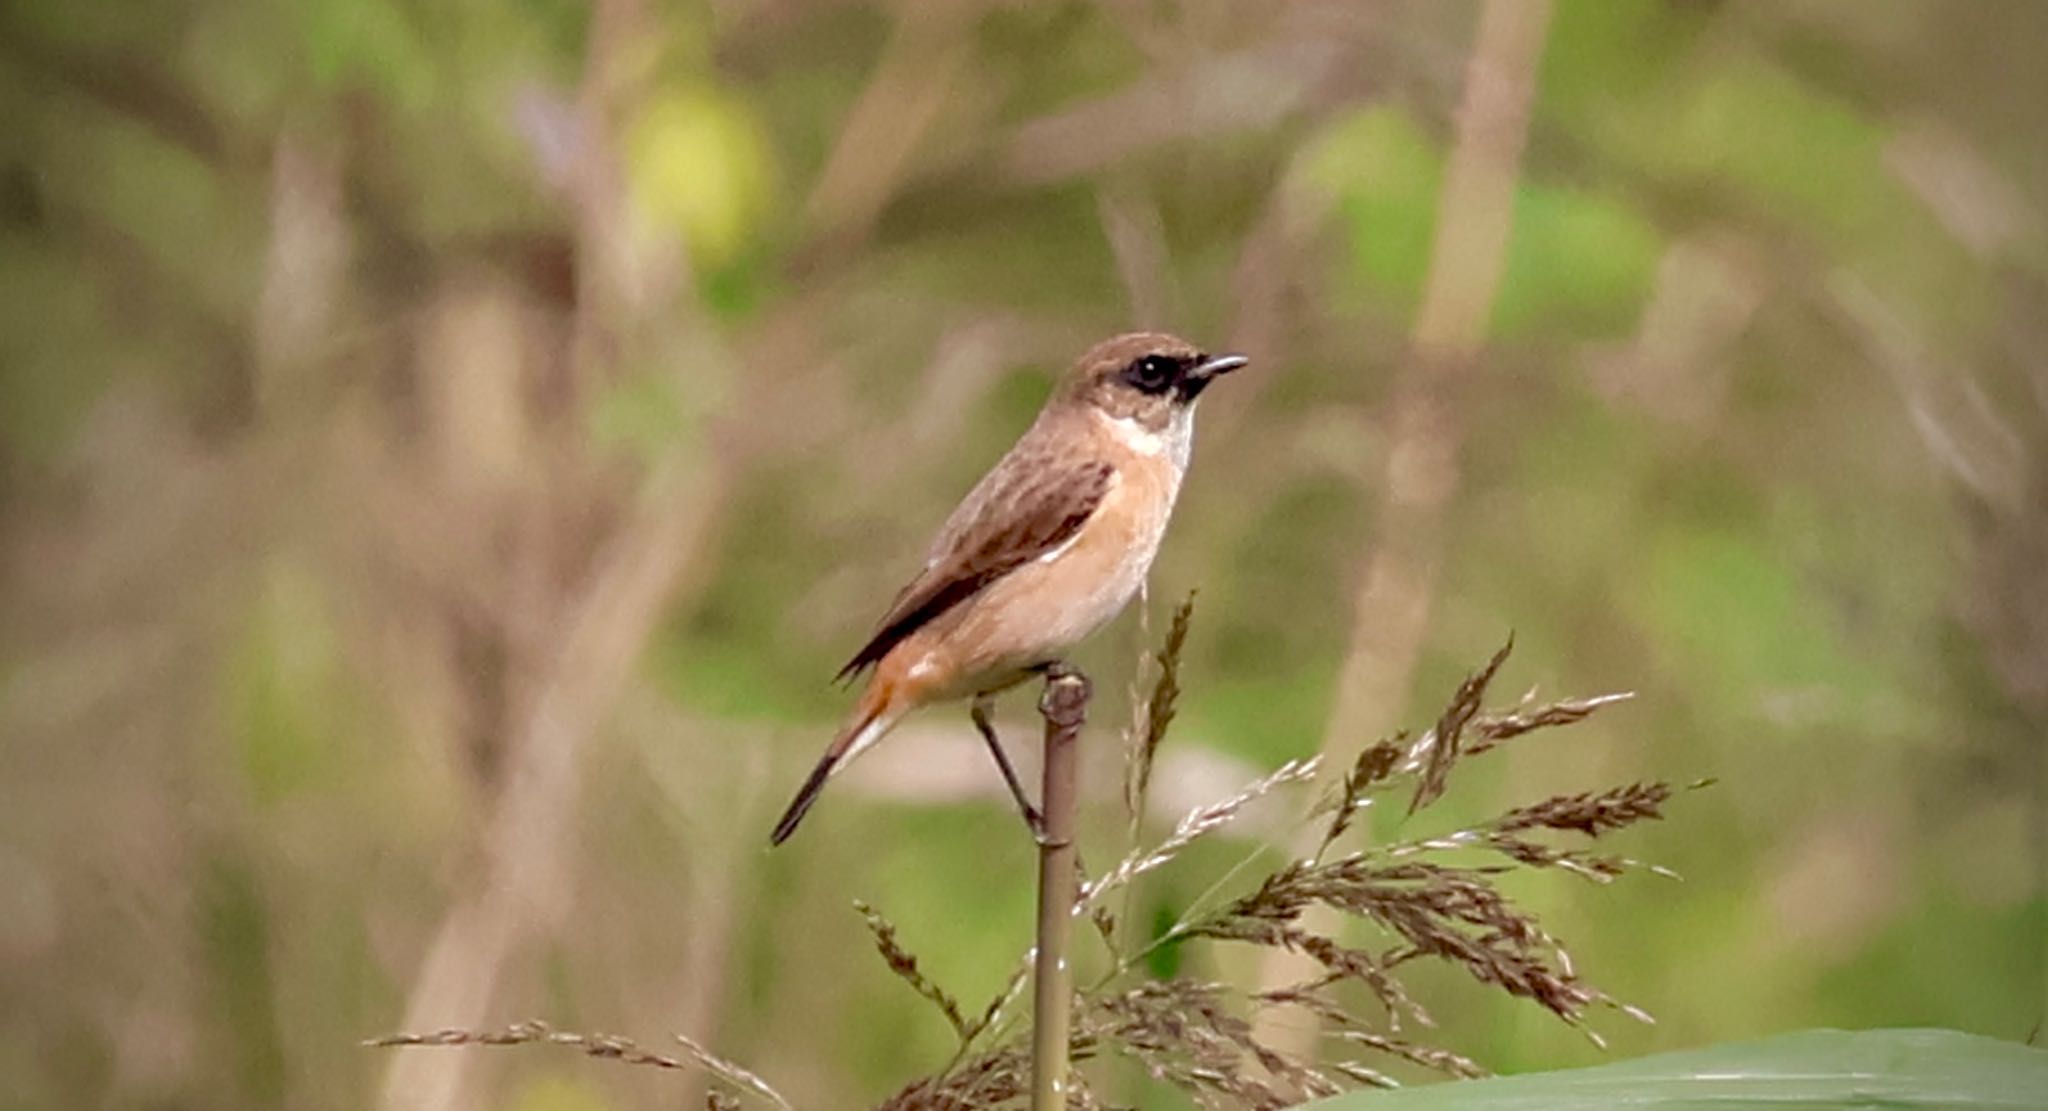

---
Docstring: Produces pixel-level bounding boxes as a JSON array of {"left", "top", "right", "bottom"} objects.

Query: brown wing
[{"left": 837, "top": 451, "right": 1116, "bottom": 680}]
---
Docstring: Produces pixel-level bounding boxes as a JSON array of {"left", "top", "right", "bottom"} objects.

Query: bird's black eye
[{"left": 1123, "top": 354, "right": 1179, "bottom": 394}]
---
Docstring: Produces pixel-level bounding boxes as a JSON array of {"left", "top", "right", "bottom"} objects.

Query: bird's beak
[{"left": 1188, "top": 353, "right": 1249, "bottom": 381}]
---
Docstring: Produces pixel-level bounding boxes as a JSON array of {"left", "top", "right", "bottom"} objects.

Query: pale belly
[{"left": 903, "top": 462, "right": 1179, "bottom": 700}]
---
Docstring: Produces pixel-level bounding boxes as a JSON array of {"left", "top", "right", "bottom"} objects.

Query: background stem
[
  {"left": 1251, "top": 0, "right": 1553, "bottom": 1062},
  {"left": 1031, "top": 670, "right": 1091, "bottom": 1111}
]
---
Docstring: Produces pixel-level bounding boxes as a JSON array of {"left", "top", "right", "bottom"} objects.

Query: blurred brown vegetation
[{"left": 1, "top": 0, "right": 2043, "bottom": 1108}]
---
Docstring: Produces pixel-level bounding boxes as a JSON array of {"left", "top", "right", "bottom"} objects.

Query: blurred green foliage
[{"left": 2, "top": 0, "right": 2043, "bottom": 1108}]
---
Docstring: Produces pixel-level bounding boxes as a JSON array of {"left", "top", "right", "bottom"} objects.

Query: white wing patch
[{"left": 1034, "top": 532, "right": 1081, "bottom": 564}]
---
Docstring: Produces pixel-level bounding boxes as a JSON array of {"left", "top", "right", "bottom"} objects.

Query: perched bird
[{"left": 769, "top": 333, "right": 1248, "bottom": 845}]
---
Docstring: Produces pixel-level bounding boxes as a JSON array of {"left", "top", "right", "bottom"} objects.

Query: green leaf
[
  {"left": 1303, "top": 1028, "right": 2048, "bottom": 1109},
  {"left": 1627, "top": 515, "right": 1884, "bottom": 714},
  {"left": 1300, "top": 106, "right": 1443, "bottom": 307},
  {"left": 627, "top": 86, "right": 778, "bottom": 268},
  {"left": 199, "top": 854, "right": 287, "bottom": 1103},
  {"left": 298, "top": 0, "right": 435, "bottom": 108},
  {"left": 226, "top": 560, "right": 353, "bottom": 805},
  {"left": 1495, "top": 182, "right": 1661, "bottom": 338}
]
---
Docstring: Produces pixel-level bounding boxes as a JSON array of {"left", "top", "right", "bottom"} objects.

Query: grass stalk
[{"left": 1030, "top": 668, "right": 1091, "bottom": 1111}]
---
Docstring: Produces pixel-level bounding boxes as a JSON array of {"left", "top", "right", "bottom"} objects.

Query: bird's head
[{"left": 1055, "top": 332, "right": 1249, "bottom": 435}]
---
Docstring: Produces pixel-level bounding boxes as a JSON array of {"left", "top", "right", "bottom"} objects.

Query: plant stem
[
  {"left": 1253, "top": 0, "right": 1553, "bottom": 1056},
  {"left": 1031, "top": 668, "right": 1090, "bottom": 1111}
]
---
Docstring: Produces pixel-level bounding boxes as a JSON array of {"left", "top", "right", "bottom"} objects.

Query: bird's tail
[{"left": 768, "top": 686, "right": 902, "bottom": 846}]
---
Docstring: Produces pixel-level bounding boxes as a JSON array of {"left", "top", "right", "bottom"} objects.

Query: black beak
[
  {"left": 1175, "top": 353, "right": 1247, "bottom": 401},
  {"left": 1188, "top": 353, "right": 1249, "bottom": 381}
]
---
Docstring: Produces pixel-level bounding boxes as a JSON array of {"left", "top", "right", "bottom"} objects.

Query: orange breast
[{"left": 886, "top": 437, "right": 1182, "bottom": 702}]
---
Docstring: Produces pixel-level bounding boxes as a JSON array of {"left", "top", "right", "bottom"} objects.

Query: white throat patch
[{"left": 1099, "top": 406, "right": 1195, "bottom": 471}]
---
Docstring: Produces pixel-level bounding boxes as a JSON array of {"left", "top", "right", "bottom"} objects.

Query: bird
[{"left": 768, "top": 332, "right": 1248, "bottom": 846}]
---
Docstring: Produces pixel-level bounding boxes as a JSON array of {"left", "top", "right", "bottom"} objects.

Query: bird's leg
[{"left": 971, "top": 695, "right": 1049, "bottom": 843}]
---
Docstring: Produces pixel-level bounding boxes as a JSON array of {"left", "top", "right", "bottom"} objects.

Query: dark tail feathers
[{"left": 769, "top": 752, "right": 839, "bottom": 846}]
